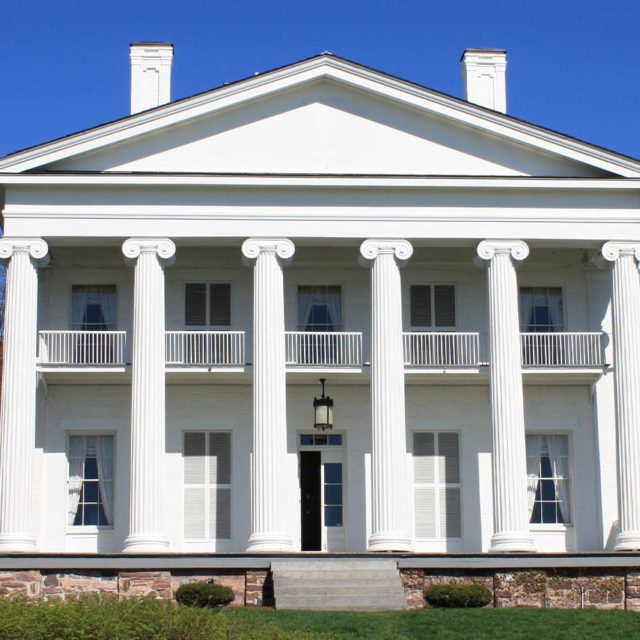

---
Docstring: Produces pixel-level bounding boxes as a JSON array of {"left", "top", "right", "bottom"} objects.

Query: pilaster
[
  {"left": 476, "top": 240, "right": 535, "bottom": 552},
  {"left": 242, "top": 238, "right": 294, "bottom": 552},
  {"left": 122, "top": 238, "right": 175, "bottom": 553},
  {"left": 0, "top": 238, "right": 49, "bottom": 552},
  {"left": 602, "top": 241, "right": 640, "bottom": 551},
  {"left": 360, "top": 239, "right": 413, "bottom": 552}
]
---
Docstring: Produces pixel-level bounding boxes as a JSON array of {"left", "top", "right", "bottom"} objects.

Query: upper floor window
[
  {"left": 519, "top": 287, "right": 564, "bottom": 332},
  {"left": 185, "top": 283, "right": 231, "bottom": 327},
  {"left": 410, "top": 285, "right": 455, "bottom": 330},
  {"left": 71, "top": 285, "right": 116, "bottom": 330},
  {"left": 68, "top": 434, "right": 114, "bottom": 527},
  {"left": 526, "top": 434, "right": 571, "bottom": 525},
  {"left": 298, "top": 286, "right": 342, "bottom": 331}
]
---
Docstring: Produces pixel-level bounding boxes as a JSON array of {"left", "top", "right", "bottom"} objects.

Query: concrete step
[{"left": 271, "top": 559, "right": 407, "bottom": 611}]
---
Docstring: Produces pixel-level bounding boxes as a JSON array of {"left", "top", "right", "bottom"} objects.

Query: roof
[{"left": 0, "top": 52, "right": 638, "bottom": 176}]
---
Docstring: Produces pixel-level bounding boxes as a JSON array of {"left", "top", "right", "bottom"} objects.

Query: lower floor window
[
  {"left": 67, "top": 435, "right": 114, "bottom": 526},
  {"left": 526, "top": 434, "right": 571, "bottom": 525},
  {"left": 183, "top": 431, "right": 231, "bottom": 540}
]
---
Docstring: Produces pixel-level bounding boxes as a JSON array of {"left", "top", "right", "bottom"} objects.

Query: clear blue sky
[{"left": 1, "top": 0, "right": 638, "bottom": 159}]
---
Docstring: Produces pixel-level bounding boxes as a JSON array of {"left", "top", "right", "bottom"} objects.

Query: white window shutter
[
  {"left": 414, "top": 432, "right": 435, "bottom": 483},
  {"left": 209, "top": 432, "right": 231, "bottom": 484},
  {"left": 210, "top": 487, "right": 231, "bottom": 539},
  {"left": 184, "top": 488, "right": 206, "bottom": 539},
  {"left": 440, "top": 487, "right": 461, "bottom": 538},
  {"left": 415, "top": 486, "right": 436, "bottom": 538},
  {"left": 184, "top": 432, "right": 206, "bottom": 483},
  {"left": 438, "top": 432, "right": 460, "bottom": 484}
]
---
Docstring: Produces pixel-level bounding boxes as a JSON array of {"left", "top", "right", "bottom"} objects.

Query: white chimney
[
  {"left": 129, "top": 42, "right": 174, "bottom": 114},
  {"left": 460, "top": 49, "right": 507, "bottom": 113}
]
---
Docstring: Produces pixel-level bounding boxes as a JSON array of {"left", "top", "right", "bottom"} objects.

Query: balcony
[
  {"left": 39, "top": 331, "right": 127, "bottom": 366},
  {"left": 285, "top": 331, "right": 363, "bottom": 367},
  {"left": 165, "top": 331, "right": 245, "bottom": 366},
  {"left": 403, "top": 332, "right": 481, "bottom": 368},
  {"left": 520, "top": 332, "right": 605, "bottom": 368}
]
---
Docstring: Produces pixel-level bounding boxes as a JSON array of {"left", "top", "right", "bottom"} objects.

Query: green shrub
[
  {"left": 176, "top": 582, "right": 235, "bottom": 608},
  {"left": 425, "top": 583, "right": 492, "bottom": 608}
]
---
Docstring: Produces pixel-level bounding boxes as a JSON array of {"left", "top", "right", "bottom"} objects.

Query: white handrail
[
  {"left": 165, "top": 331, "right": 245, "bottom": 366},
  {"left": 39, "top": 331, "right": 127, "bottom": 365},
  {"left": 520, "top": 332, "right": 605, "bottom": 367},
  {"left": 403, "top": 332, "right": 480, "bottom": 367},
  {"left": 285, "top": 331, "right": 362, "bottom": 366}
]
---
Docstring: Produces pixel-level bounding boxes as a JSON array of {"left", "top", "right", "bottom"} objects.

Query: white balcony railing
[
  {"left": 403, "top": 332, "right": 480, "bottom": 367},
  {"left": 165, "top": 331, "right": 245, "bottom": 366},
  {"left": 39, "top": 331, "right": 127, "bottom": 365},
  {"left": 520, "top": 332, "right": 605, "bottom": 368},
  {"left": 285, "top": 331, "right": 363, "bottom": 367}
]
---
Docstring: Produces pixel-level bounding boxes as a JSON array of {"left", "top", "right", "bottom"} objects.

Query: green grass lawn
[{"left": 0, "top": 598, "right": 639, "bottom": 639}]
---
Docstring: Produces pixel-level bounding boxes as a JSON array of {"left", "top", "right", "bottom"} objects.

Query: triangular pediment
[{"left": 1, "top": 55, "right": 637, "bottom": 177}]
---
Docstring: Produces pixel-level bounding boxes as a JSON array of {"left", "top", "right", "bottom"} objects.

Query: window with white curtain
[
  {"left": 519, "top": 287, "right": 564, "bottom": 332},
  {"left": 526, "top": 434, "right": 571, "bottom": 525},
  {"left": 413, "top": 432, "right": 461, "bottom": 539},
  {"left": 67, "top": 435, "right": 114, "bottom": 527},
  {"left": 183, "top": 432, "right": 231, "bottom": 540},
  {"left": 71, "top": 285, "right": 117, "bottom": 330},
  {"left": 297, "top": 286, "right": 342, "bottom": 331},
  {"left": 410, "top": 285, "right": 456, "bottom": 329}
]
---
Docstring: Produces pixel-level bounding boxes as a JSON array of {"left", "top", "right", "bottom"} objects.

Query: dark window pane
[
  {"left": 531, "top": 501, "right": 542, "bottom": 524},
  {"left": 97, "top": 503, "right": 109, "bottom": 526},
  {"left": 542, "top": 501, "right": 557, "bottom": 523},
  {"left": 83, "top": 481, "right": 99, "bottom": 503},
  {"left": 540, "top": 456, "right": 554, "bottom": 479},
  {"left": 324, "top": 463, "right": 342, "bottom": 484},
  {"left": 210, "top": 284, "right": 231, "bottom": 326},
  {"left": 328, "top": 434, "right": 342, "bottom": 445},
  {"left": 324, "top": 505, "right": 343, "bottom": 527},
  {"left": 83, "top": 503, "right": 99, "bottom": 526},
  {"left": 434, "top": 285, "right": 456, "bottom": 327},
  {"left": 540, "top": 479, "right": 557, "bottom": 501},
  {"left": 410, "top": 285, "right": 431, "bottom": 327},
  {"left": 84, "top": 457, "right": 98, "bottom": 480},
  {"left": 315, "top": 434, "right": 328, "bottom": 446},
  {"left": 185, "top": 283, "right": 206, "bottom": 325},
  {"left": 300, "top": 434, "right": 313, "bottom": 446},
  {"left": 324, "top": 485, "right": 342, "bottom": 505}
]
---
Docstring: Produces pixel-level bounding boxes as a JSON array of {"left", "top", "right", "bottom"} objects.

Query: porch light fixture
[{"left": 313, "top": 378, "right": 334, "bottom": 431}]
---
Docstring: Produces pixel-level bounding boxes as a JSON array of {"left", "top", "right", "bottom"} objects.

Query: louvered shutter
[
  {"left": 210, "top": 284, "right": 231, "bottom": 326},
  {"left": 438, "top": 433, "right": 461, "bottom": 538},
  {"left": 208, "top": 432, "right": 231, "bottom": 540},
  {"left": 414, "top": 433, "right": 436, "bottom": 538},
  {"left": 185, "top": 284, "right": 206, "bottom": 326},
  {"left": 184, "top": 433, "right": 206, "bottom": 539},
  {"left": 410, "top": 285, "right": 431, "bottom": 328},
  {"left": 209, "top": 432, "right": 231, "bottom": 484},
  {"left": 434, "top": 285, "right": 456, "bottom": 327}
]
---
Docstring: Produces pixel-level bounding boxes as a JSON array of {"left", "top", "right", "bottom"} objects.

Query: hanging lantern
[{"left": 313, "top": 378, "right": 334, "bottom": 431}]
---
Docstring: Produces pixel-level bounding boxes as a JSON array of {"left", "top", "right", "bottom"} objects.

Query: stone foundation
[
  {"left": 0, "top": 569, "right": 265, "bottom": 606},
  {"left": 401, "top": 567, "right": 635, "bottom": 610}
]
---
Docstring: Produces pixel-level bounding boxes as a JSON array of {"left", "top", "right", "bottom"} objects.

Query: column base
[
  {"left": 246, "top": 532, "right": 293, "bottom": 552},
  {"left": 489, "top": 531, "right": 535, "bottom": 553},
  {"left": 368, "top": 531, "right": 413, "bottom": 552},
  {"left": 123, "top": 534, "right": 170, "bottom": 553},
  {"left": 0, "top": 534, "right": 37, "bottom": 553},
  {"left": 614, "top": 531, "right": 640, "bottom": 551}
]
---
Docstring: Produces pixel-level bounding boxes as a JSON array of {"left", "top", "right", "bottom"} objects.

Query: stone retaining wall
[
  {"left": 401, "top": 567, "right": 637, "bottom": 610},
  {"left": 0, "top": 569, "right": 272, "bottom": 606}
]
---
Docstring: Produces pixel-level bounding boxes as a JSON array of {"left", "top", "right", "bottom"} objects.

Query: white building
[{"left": 0, "top": 44, "right": 639, "bottom": 558}]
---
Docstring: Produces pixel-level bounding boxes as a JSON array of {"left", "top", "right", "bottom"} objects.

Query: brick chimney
[
  {"left": 130, "top": 42, "right": 174, "bottom": 114},
  {"left": 460, "top": 49, "right": 507, "bottom": 113}
]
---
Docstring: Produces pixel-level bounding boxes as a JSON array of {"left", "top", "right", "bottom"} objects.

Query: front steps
[{"left": 271, "top": 559, "right": 407, "bottom": 611}]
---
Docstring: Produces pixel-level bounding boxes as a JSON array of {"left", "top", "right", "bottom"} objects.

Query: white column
[
  {"left": 0, "top": 238, "right": 48, "bottom": 552},
  {"left": 122, "top": 238, "right": 175, "bottom": 553},
  {"left": 360, "top": 239, "right": 413, "bottom": 552},
  {"left": 602, "top": 241, "right": 640, "bottom": 551},
  {"left": 242, "top": 238, "right": 294, "bottom": 552},
  {"left": 476, "top": 240, "right": 535, "bottom": 552}
]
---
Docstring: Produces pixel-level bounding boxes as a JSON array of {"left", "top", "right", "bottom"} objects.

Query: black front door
[{"left": 300, "top": 451, "right": 322, "bottom": 551}]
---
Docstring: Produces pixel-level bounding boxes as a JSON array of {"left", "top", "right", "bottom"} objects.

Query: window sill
[
  {"left": 66, "top": 527, "right": 114, "bottom": 535},
  {"left": 530, "top": 524, "right": 573, "bottom": 532}
]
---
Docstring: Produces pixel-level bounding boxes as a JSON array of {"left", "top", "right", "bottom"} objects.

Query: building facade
[{"left": 0, "top": 45, "right": 639, "bottom": 560}]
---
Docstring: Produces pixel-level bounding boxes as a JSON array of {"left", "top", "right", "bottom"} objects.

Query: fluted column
[
  {"left": 477, "top": 240, "right": 535, "bottom": 552},
  {"left": 242, "top": 238, "right": 294, "bottom": 552},
  {"left": 0, "top": 238, "right": 48, "bottom": 552},
  {"left": 360, "top": 239, "right": 413, "bottom": 552},
  {"left": 122, "top": 238, "right": 175, "bottom": 553},
  {"left": 602, "top": 241, "right": 640, "bottom": 551}
]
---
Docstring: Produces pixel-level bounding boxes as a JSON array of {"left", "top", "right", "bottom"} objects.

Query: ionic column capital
[
  {"left": 359, "top": 239, "right": 413, "bottom": 266},
  {"left": 0, "top": 238, "right": 49, "bottom": 266},
  {"left": 476, "top": 240, "right": 529, "bottom": 265},
  {"left": 601, "top": 241, "right": 640, "bottom": 263},
  {"left": 241, "top": 238, "right": 295, "bottom": 266},
  {"left": 122, "top": 238, "right": 176, "bottom": 267}
]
